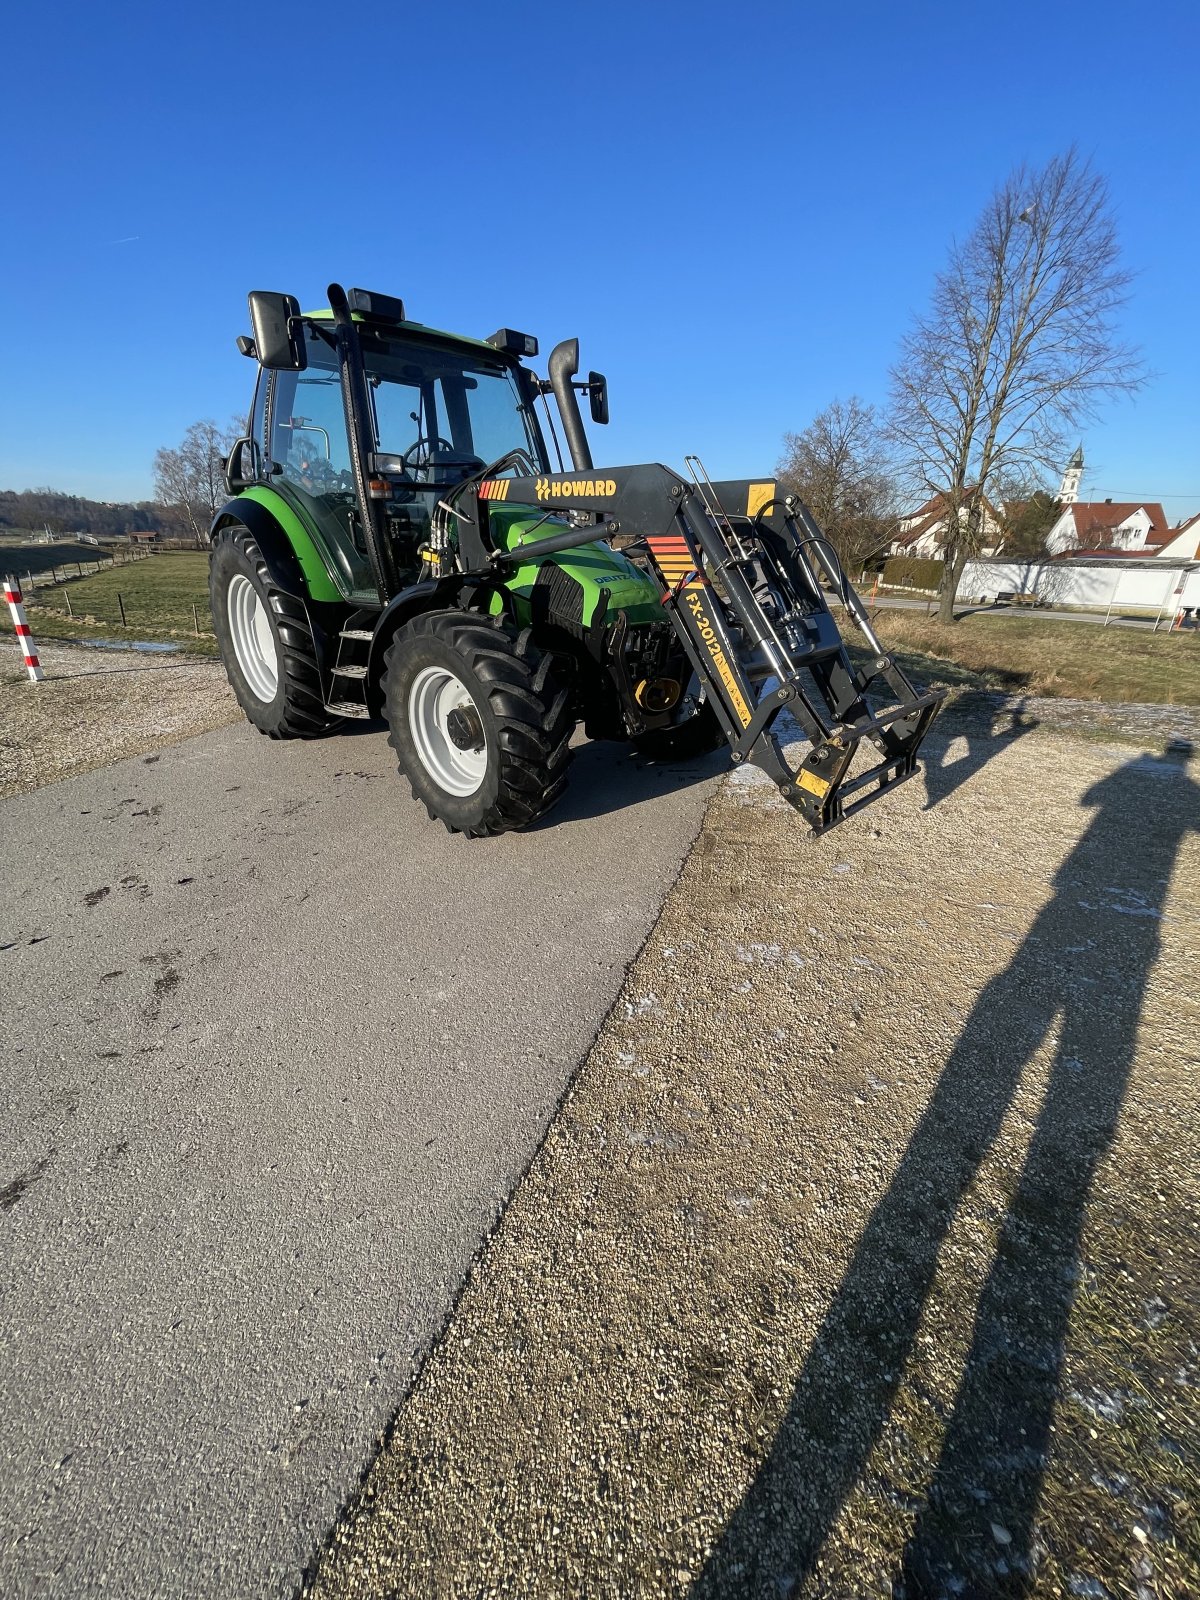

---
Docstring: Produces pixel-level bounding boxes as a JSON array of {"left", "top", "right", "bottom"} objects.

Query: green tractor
[{"left": 210, "top": 284, "right": 942, "bottom": 837}]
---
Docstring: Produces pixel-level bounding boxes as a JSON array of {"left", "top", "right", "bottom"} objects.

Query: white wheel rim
[
  {"left": 227, "top": 574, "right": 278, "bottom": 702},
  {"left": 408, "top": 665, "right": 488, "bottom": 797}
]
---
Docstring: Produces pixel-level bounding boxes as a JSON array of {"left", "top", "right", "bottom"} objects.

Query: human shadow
[
  {"left": 694, "top": 750, "right": 1198, "bottom": 1598},
  {"left": 922, "top": 693, "right": 1040, "bottom": 811}
]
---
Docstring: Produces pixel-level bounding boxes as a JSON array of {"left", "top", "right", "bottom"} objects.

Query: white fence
[{"left": 960, "top": 557, "right": 1200, "bottom": 619}]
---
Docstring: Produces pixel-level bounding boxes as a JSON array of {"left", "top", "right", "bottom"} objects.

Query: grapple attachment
[
  {"left": 638, "top": 459, "right": 945, "bottom": 835},
  {"left": 473, "top": 457, "right": 944, "bottom": 835}
]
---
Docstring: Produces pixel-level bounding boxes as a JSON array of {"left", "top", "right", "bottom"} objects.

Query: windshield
[{"left": 360, "top": 329, "right": 544, "bottom": 482}]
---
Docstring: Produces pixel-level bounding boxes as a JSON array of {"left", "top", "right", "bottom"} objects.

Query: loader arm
[{"left": 457, "top": 464, "right": 944, "bottom": 835}]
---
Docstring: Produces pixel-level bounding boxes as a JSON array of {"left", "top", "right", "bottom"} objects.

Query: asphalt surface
[{"left": 0, "top": 722, "right": 720, "bottom": 1598}]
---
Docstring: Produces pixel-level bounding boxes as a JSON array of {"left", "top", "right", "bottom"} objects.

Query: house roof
[
  {"left": 893, "top": 511, "right": 942, "bottom": 549},
  {"left": 1048, "top": 546, "right": 1148, "bottom": 560},
  {"left": 1065, "top": 502, "right": 1170, "bottom": 547},
  {"left": 905, "top": 485, "right": 998, "bottom": 521},
  {"left": 895, "top": 486, "right": 1002, "bottom": 550}
]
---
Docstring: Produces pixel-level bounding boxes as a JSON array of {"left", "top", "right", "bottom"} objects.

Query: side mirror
[
  {"left": 247, "top": 291, "right": 307, "bottom": 371},
  {"left": 224, "top": 437, "right": 259, "bottom": 493},
  {"left": 587, "top": 371, "right": 609, "bottom": 425}
]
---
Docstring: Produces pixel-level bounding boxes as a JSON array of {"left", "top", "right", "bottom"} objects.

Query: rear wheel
[
  {"left": 210, "top": 525, "right": 338, "bottom": 738},
  {"left": 383, "top": 610, "right": 573, "bottom": 836}
]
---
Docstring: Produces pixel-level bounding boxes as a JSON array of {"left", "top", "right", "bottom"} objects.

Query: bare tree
[
  {"left": 776, "top": 397, "right": 896, "bottom": 572},
  {"left": 888, "top": 149, "right": 1142, "bottom": 621},
  {"left": 153, "top": 418, "right": 244, "bottom": 547}
]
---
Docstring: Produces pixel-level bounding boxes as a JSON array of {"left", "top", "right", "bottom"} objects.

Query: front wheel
[{"left": 383, "top": 611, "right": 573, "bottom": 836}]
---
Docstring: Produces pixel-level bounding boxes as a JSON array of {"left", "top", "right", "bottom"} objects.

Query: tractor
[{"left": 209, "top": 285, "right": 943, "bottom": 837}]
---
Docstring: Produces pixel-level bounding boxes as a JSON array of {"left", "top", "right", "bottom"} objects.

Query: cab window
[{"left": 269, "top": 345, "right": 354, "bottom": 496}]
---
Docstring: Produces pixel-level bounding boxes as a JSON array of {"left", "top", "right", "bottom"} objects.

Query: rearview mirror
[
  {"left": 224, "top": 437, "right": 259, "bottom": 493},
  {"left": 247, "top": 291, "right": 307, "bottom": 371},
  {"left": 587, "top": 371, "right": 609, "bottom": 425}
]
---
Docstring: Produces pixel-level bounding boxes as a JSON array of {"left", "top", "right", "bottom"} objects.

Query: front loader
[{"left": 209, "top": 284, "right": 943, "bottom": 837}]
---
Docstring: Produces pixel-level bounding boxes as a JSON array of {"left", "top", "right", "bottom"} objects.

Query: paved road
[
  {"left": 869, "top": 594, "right": 1185, "bottom": 629},
  {"left": 0, "top": 723, "right": 719, "bottom": 1597}
]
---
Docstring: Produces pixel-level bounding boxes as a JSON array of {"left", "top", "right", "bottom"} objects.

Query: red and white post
[{"left": 3, "top": 577, "right": 44, "bottom": 682}]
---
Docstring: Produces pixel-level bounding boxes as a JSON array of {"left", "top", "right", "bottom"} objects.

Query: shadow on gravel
[
  {"left": 922, "top": 693, "right": 1040, "bottom": 812},
  {"left": 694, "top": 750, "right": 1198, "bottom": 1599}
]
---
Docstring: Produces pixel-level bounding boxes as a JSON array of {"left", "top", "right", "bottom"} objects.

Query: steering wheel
[{"left": 401, "top": 437, "right": 485, "bottom": 476}]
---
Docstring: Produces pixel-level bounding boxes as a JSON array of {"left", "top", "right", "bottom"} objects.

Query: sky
[{"left": 1, "top": 0, "right": 1197, "bottom": 522}]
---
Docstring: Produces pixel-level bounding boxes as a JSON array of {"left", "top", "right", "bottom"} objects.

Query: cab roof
[{"left": 301, "top": 309, "right": 502, "bottom": 358}]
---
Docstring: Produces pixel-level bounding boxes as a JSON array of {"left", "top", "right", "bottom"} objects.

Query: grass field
[
  {"left": 872, "top": 609, "right": 1200, "bottom": 705},
  {"left": 24, "top": 551, "right": 217, "bottom": 653},
  {"left": 14, "top": 551, "right": 1200, "bottom": 704}
]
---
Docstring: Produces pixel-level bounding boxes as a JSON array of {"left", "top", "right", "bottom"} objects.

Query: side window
[{"left": 270, "top": 343, "right": 354, "bottom": 500}]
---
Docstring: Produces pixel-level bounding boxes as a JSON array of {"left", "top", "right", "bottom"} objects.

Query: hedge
[{"left": 882, "top": 555, "right": 944, "bottom": 591}]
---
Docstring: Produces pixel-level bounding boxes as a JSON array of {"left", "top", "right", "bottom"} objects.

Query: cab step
[
  {"left": 339, "top": 628, "right": 373, "bottom": 641},
  {"left": 325, "top": 699, "right": 370, "bottom": 719},
  {"left": 331, "top": 663, "right": 368, "bottom": 679}
]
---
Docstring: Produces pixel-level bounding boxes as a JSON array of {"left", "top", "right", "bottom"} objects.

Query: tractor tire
[
  {"left": 634, "top": 686, "right": 724, "bottom": 762},
  {"left": 210, "top": 524, "right": 337, "bottom": 739},
  {"left": 383, "top": 610, "right": 573, "bottom": 837}
]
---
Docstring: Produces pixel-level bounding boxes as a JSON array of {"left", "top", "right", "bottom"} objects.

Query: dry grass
[{"left": 871, "top": 610, "right": 1200, "bottom": 706}]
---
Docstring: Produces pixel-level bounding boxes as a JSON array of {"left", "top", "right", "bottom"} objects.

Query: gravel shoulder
[
  {"left": 307, "top": 707, "right": 1199, "bottom": 1600},
  {"left": 0, "top": 642, "right": 238, "bottom": 799}
]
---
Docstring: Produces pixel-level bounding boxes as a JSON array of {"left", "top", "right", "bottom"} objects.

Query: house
[
  {"left": 891, "top": 487, "right": 1003, "bottom": 559},
  {"left": 1046, "top": 499, "right": 1172, "bottom": 556},
  {"left": 1154, "top": 512, "right": 1200, "bottom": 562},
  {"left": 127, "top": 529, "right": 160, "bottom": 543},
  {"left": 1044, "top": 445, "right": 1178, "bottom": 557}
]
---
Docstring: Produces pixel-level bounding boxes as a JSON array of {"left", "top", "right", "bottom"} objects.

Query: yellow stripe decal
[
  {"left": 747, "top": 482, "right": 775, "bottom": 518},
  {"left": 683, "top": 589, "right": 752, "bottom": 728}
]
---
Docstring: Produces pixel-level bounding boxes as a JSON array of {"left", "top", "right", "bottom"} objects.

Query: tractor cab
[{"left": 235, "top": 298, "right": 552, "bottom": 605}]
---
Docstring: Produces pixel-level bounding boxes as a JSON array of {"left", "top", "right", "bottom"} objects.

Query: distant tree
[
  {"left": 153, "top": 418, "right": 243, "bottom": 547},
  {"left": 888, "top": 148, "right": 1143, "bottom": 622},
  {"left": 998, "top": 486, "right": 1060, "bottom": 558},
  {"left": 776, "top": 397, "right": 896, "bottom": 572},
  {"left": 0, "top": 487, "right": 159, "bottom": 537}
]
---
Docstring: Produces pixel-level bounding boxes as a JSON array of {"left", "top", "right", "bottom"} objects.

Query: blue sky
[{"left": 2, "top": 0, "right": 1197, "bottom": 522}]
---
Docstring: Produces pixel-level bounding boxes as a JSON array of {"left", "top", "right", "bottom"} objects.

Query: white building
[
  {"left": 1154, "top": 512, "right": 1200, "bottom": 561},
  {"left": 1045, "top": 446, "right": 1177, "bottom": 556},
  {"left": 1046, "top": 498, "right": 1173, "bottom": 555},
  {"left": 891, "top": 488, "right": 1003, "bottom": 559}
]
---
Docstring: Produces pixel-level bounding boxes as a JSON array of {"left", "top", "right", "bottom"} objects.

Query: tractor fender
[{"left": 210, "top": 496, "right": 308, "bottom": 599}]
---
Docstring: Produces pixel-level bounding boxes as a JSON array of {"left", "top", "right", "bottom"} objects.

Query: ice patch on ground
[{"left": 624, "top": 994, "right": 660, "bottom": 1017}]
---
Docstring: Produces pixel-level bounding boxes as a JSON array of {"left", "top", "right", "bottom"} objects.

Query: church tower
[{"left": 1058, "top": 444, "right": 1084, "bottom": 504}]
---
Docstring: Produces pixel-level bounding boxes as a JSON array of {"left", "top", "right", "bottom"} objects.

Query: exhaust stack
[{"left": 547, "top": 338, "right": 593, "bottom": 471}]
